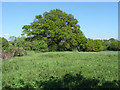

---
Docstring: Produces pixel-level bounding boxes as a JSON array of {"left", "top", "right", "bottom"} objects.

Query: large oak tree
[{"left": 22, "top": 9, "right": 86, "bottom": 51}]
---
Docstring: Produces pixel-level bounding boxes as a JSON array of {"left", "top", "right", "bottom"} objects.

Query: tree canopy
[{"left": 22, "top": 9, "right": 86, "bottom": 51}]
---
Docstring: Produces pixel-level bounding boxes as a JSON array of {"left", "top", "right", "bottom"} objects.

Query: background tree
[
  {"left": 101, "top": 40, "right": 110, "bottom": 51},
  {"left": 109, "top": 40, "right": 118, "bottom": 51},
  {"left": 9, "top": 36, "right": 26, "bottom": 48},
  {"left": 0, "top": 37, "right": 9, "bottom": 51},
  {"left": 9, "top": 36, "right": 16, "bottom": 46},
  {"left": 85, "top": 39, "right": 103, "bottom": 52},
  {"left": 77, "top": 36, "right": 87, "bottom": 51},
  {"left": 94, "top": 40, "right": 103, "bottom": 51},
  {"left": 109, "top": 38, "right": 115, "bottom": 42},
  {"left": 86, "top": 39, "right": 95, "bottom": 52}
]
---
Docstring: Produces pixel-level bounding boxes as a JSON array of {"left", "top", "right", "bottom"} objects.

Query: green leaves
[
  {"left": 32, "top": 40, "right": 48, "bottom": 52},
  {"left": 0, "top": 37, "right": 9, "bottom": 51},
  {"left": 109, "top": 40, "right": 119, "bottom": 51},
  {"left": 22, "top": 9, "right": 85, "bottom": 51}
]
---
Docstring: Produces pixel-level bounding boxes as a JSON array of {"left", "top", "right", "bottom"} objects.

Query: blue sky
[{"left": 2, "top": 2, "right": 118, "bottom": 40}]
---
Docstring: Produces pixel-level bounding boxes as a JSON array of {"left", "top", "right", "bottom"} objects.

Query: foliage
[
  {"left": 109, "top": 40, "right": 118, "bottom": 51},
  {"left": 12, "top": 47, "right": 27, "bottom": 56},
  {"left": 9, "top": 36, "right": 26, "bottom": 47},
  {"left": 94, "top": 40, "right": 103, "bottom": 51},
  {"left": 109, "top": 38, "right": 115, "bottom": 42},
  {"left": 1, "top": 46, "right": 28, "bottom": 60},
  {"left": 77, "top": 36, "right": 87, "bottom": 51},
  {"left": 32, "top": 40, "right": 48, "bottom": 52},
  {"left": 0, "top": 37, "right": 9, "bottom": 51},
  {"left": 9, "top": 36, "right": 17, "bottom": 46},
  {"left": 8, "top": 35, "right": 120, "bottom": 52},
  {"left": 23, "top": 41, "right": 33, "bottom": 50},
  {"left": 101, "top": 40, "right": 110, "bottom": 51},
  {"left": 22, "top": 9, "right": 86, "bottom": 51},
  {"left": 86, "top": 39, "right": 95, "bottom": 52}
]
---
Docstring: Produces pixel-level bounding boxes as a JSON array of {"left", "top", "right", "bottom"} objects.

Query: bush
[
  {"left": 23, "top": 41, "right": 33, "bottom": 50},
  {"left": 4, "top": 47, "right": 28, "bottom": 58},
  {"left": 109, "top": 41, "right": 118, "bottom": 51},
  {"left": 0, "top": 37, "right": 9, "bottom": 51},
  {"left": 32, "top": 40, "right": 48, "bottom": 52},
  {"left": 1, "top": 47, "right": 28, "bottom": 60},
  {"left": 12, "top": 47, "right": 27, "bottom": 56},
  {"left": 85, "top": 39, "right": 103, "bottom": 52}
]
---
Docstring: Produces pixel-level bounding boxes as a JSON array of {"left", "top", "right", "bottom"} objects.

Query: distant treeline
[
  {"left": 0, "top": 9, "right": 119, "bottom": 57},
  {"left": 1, "top": 36, "right": 119, "bottom": 53}
]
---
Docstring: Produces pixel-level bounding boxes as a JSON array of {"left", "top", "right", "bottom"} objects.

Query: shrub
[
  {"left": 23, "top": 41, "right": 33, "bottom": 50},
  {"left": 109, "top": 41, "right": 118, "bottom": 51},
  {"left": 0, "top": 37, "right": 9, "bottom": 51},
  {"left": 3, "top": 47, "right": 28, "bottom": 58},
  {"left": 12, "top": 47, "right": 27, "bottom": 56},
  {"left": 32, "top": 40, "right": 48, "bottom": 52}
]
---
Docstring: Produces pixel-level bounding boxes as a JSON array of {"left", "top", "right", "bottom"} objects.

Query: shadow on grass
[{"left": 3, "top": 72, "right": 119, "bottom": 89}]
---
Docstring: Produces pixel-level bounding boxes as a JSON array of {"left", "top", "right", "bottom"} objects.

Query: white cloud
[
  {"left": 86, "top": 33, "right": 112, "bottom": 40},
  {"left": 3, "top": 33, "right": 10, "bottom": 36},
  {"left": 0, "top": 33, "right": 10, "bottom": 36}
]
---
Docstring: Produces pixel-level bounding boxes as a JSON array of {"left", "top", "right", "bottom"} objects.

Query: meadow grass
[{"left": 2, "top": 51, "right": 118, "bottom": 88}]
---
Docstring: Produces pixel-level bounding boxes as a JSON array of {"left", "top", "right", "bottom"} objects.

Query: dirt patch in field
[{"left": 42, "top": 54, "right": 65, "bottom": 58}]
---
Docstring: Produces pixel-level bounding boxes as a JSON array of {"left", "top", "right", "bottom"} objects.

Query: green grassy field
[{"left": 2, "top": 51, "right": 119, "bottom": 88}]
